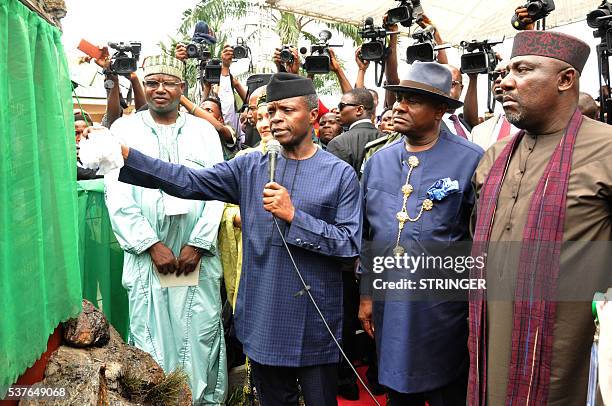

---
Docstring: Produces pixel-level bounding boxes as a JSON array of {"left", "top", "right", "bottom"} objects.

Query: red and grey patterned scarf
[{"left": 468, "top": 109, "right": 583, "bottom": 405}]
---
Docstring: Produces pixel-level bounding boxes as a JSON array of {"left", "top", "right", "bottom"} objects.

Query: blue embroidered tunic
[
  {"left": 118, "top": 147, "right": 362, "bottom": 367},
  {"left": 360, "top": 130, "right": 483, "bottom": 393}
]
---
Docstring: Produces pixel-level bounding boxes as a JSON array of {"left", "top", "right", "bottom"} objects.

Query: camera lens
[
  {"left": 587, "top": 9, "right": 610, "bottom": 29},
  {"left": 280, "top": 49, "right": 294, "bottom": 63},
  {"left": 186, "top": 44, "right": 199, "bottom": 58},
  {"left": 526, "top": 1, "right": 543, "bottom": 16},
  {"left": 234, "top": 46, "right": 248, "bottom": 59}
]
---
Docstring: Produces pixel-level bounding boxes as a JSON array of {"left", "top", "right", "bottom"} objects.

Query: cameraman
[
  {"left": 84, "top": 45, "right": 146, "bottom": 127},
  {"left": 272, "top": 45, "right": 353, "bottom": 94},
  {"left": 382, "top": 12, "right": 478, "bottom": 135},
  {"left": 175, "top": 43, "right": 247, "bottom": 136}
]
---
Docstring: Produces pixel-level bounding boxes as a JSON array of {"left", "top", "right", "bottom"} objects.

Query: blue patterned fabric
[
  {"left": 426, "top": 177, "right": 460, "bottom": 201},
  {"left": 119, "top": 148, "right": 361, "bottom": 367},
  {"left": 360, "top": 130, "right": 483, "bottom": 393}
]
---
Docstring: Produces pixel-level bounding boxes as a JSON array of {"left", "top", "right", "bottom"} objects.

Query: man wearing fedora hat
[{"left": 358, "top": 61, "right": 484, "bottom": 405}]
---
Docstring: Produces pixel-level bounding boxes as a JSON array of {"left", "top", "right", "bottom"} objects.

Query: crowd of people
[{"left": 74, "top": 7, "right": 612, "bottom": 406}]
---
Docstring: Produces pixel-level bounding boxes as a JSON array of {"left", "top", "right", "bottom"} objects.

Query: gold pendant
[
  {"left": 408, "top": 156, "right": 419, "bottom": 167},
  {"left": 393, "top": 245, "right": 405, "bottom": 256},
  {"left": 396, "top": 211, "right": 409, "bottom": 223},
  {"left": 402, "top": 184, "right": 414, "bottom": 197},
  {"left": 423, "top": 199, "right": 434, "bottom": 211}
]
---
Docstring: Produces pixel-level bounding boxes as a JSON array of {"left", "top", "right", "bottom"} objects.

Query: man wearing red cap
[{"left": 470, "top": 30, "right": 612, "bottom": 405}]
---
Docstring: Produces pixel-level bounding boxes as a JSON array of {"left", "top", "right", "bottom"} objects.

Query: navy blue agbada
[
  {"left": 360, "top": 131, "right": 483, "bottom": 393},
  {"left": 119, "top": 147, "right": 361, "bottom": 367}
]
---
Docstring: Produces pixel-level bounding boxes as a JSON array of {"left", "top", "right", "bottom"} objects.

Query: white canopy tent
[
  {"left": 262, "top": 0, "right": 605, "bottom": 114},
  {"left": 264, "top": 0, "right": 600, "bottom": 44}
]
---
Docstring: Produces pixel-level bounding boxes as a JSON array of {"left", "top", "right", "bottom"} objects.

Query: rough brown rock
[
  {"left": 62, "top": 299, "right": 110, "bottom": 348},
  {"left": 18, "top": 324, "right": 191, "bottom": 406}
]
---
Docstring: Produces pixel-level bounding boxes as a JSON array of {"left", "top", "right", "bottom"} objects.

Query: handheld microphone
[{"left": 267, "top": 139, "right": 281, "bottom": 182}]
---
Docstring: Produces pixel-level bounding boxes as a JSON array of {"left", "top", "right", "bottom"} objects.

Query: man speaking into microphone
[{"left": 114, "top": 73, "right": 361, "bottom": 405}]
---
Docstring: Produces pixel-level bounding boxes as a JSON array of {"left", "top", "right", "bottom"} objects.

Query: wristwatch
[{"left": 104, "top": 79, "right": 115, "bottom": 90}]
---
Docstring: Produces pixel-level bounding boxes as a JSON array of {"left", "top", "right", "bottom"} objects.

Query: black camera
[
  {"left": 588, "top": 1, "right": 612, "bottom": 28},
  {"left": 108, "top": 42, "right": 141, "bottom": 75},
  {"left": 280, "top": 45, "right": 295, "bottom": 64},
  {"left": 589, "top": 2, "right": 612, "bottom": 53},
  {"left": 233, "top": 37, "right": 250, "bottom": 59},
  {"left": 203, "top": 59, "right": 222, "bottom": 84},
  {"left": 359, "top": 17, "right": 389, "bottom": 61},
  {"left": 302, "top": 30, "right": 338, "bottom": 75},
  {"left": 387, "top": 0, "right": 424, "bottom": 28},
  {"left": 406, "top": 26, "right": 435, "bottom": 64},
  {"left": 511, "top": 0, "right": 555, "bottom": 30},
  {"left": 460, "top": 39, "right": 502, "bottom": 75},
  {"left": 186, "top": 42, "right": 212, "bottom": 61}
]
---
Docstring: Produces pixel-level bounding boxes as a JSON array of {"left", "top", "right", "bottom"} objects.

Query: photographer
[
  {"left": 414, "top": 13, "right": 478, "bottom": 132},
  {"left": 273, "top": 45, "right": 353, "bottom": 94},
  {"left": 175, "top": 43, "right": 247, "bottom": 138},
  {"left": 180, "top": 95, "right": 238, "bottom": 160},
  {"left": 84, "top": 46, "right": 146, "bottom": 127}
]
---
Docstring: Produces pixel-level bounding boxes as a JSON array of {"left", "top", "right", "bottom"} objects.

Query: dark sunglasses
[
  {"left": 337, "top": 102, "right": 362, "bottom": 111},
  {"left": 490, "top": 71, "right": 508, "bottom": 81}
]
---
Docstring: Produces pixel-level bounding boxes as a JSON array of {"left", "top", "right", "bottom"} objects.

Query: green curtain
[
  {"left": 0, "top": 0, "right": 82, "bottom": 396},
  {"left": 77, "top": 179, "right": 129, "bottom": 340}
]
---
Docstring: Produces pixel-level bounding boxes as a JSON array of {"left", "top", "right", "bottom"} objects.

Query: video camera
[
  {"left": 387, "top": 0, "right": 424, "bottom": 28},
  {"left": 233, "top": 37, "right": 250, "bottom": 60},
  {"left": 301, "top": 30, "right": 341, "bottom": 75},
  {"left": 588, "top": 1, "right": 612, "bottom": 52},
  {"left": 184, "top": 41, "right": 223, "bottom": 84},
  {"left": 587, "top": 1, "right": 612, "bottom": 123},
  {"left": 511, "top": 0, "right": 555, "bottom": 30},
  {"left": 459, "top": 39, "right": 502, "bottom": 75},
  {"left": 107, "top": 42, "right": 141, "bottom": 75},
  {"left": 406, "top": 25, "right": 436, "bottom": 64},
  {"left": 359, "top": 17, "right": 390, "bottom": 61}
]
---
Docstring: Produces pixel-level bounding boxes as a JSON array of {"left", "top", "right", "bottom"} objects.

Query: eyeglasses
[
  {"left": 451, "top": 80, "right": 463, "bottom": 88},
  {"left": 337, "top": 102, "right": 362, "bottom": 111},
  {"left": 143, "top": 80, "right": 184, "bottom": 90}
]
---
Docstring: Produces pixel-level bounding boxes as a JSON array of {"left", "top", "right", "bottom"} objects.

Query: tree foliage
[{"left": 163, "top": 0, "right": 363, "bottom": 95}]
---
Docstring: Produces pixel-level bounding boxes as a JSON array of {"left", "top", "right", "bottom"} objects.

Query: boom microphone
[{"left": 267, "top": 139, "right": 281, "bottom": 182}]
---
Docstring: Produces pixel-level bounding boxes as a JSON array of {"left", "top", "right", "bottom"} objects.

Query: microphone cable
[{"left": 272, "top": 217, "right": 381, "bottom": 406}]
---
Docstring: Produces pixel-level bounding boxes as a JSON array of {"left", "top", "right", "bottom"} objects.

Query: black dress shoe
[{"left": 338, "top": 382, "right": 360, "bottom": 400}]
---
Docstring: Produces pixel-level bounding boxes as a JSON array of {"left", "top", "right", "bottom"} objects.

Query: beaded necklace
[{"left": 393, "top": 155, "right": 434, "bottom": 256}]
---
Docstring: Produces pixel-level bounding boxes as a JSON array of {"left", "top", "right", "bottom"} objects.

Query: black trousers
[
  {"left": 250, "top": 360, "right": 338, "bottom": 406},
  {"left": 386, "top": 369, "right": 468, "bottom": 406},
  {"left": 338, "top": 271, "right": 379, "bottom": 387}
]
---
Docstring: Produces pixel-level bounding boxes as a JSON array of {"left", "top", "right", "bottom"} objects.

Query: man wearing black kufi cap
[
  {"left": 114, "top": 73, "right": 362, "bottom": 405},
  {"left": 470, "top": 31, "right": 612, "bottom": 405}
]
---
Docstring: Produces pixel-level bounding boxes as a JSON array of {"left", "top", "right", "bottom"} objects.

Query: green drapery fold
[
  {"left": 77, "top": 179, "right": 129, "bottom": 341},
  {"left": 0, "top": 0, "right": 82, "bottom": 395}
]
